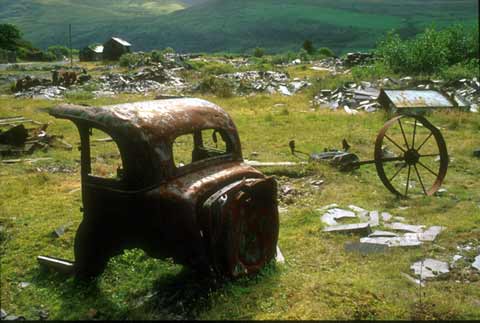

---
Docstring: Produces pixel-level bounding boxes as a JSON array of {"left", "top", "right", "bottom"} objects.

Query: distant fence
[{"left": 0, "top": 49, "right": 17, "bottom": 63}]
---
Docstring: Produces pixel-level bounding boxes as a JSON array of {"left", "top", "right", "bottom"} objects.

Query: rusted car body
[{"left": 46, "top": 98, "right": 279, "bottom": 278}]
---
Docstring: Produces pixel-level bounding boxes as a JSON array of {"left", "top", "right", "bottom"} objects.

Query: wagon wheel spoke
[
  {"left": 398, "top": 119, "right": 410, "bottom": 150},
  {"left": 405, "top": 165, "right": 411, "bottom": 196},
  {"left": 417, "top": 160, "right": 439, "bottom": 177},
  {"left": 416, "top": 132, "right": 433, "bottom": 152},
  {"left": 389, "top": 163, "right": 407, "bottom": 182},
  {"left": 412, "top": 119, "right": 417, "bottom": 149},
  {"left": 413, "top": 164, "right": 427, "bottom": 195},
  {"left": 420, "top": 153, "right": 440, "bottom": 158},
  {"left": 384, "top": 134, "right": 406, "bottom": 153}
]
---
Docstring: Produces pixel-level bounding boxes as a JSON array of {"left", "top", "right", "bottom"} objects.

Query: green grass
[
  {"left": 0, "top": 0, "right": 477, "bottom": 54},
  {"left": 1, "top": 84, "right": 479, "bottom": 319}
]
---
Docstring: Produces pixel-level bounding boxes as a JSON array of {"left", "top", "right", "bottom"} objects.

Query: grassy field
[
  {"left": 1, "top": 60, "right": 479, "bottom": 319},
  {"left": 1, "top": 0, "right": 477, "bottom": 54}
]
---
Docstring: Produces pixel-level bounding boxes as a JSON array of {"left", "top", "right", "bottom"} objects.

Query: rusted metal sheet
[
  {"left": 378, "top": 89, "right": 456, "bottom": 110},
  {"left": 41, "top": 98, "right": 279, "bottom": 280}
]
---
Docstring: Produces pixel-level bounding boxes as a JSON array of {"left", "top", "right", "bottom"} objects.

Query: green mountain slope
[{"left": 0, "top": 0, "right": 477, "bottom": 54}]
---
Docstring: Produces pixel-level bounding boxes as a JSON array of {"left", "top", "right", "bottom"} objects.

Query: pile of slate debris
[
  {"left": 319, "top": 204, "right": 480, "bottom": 285},
  {"left": 216, "top": 70, "right": 311, "bottom": 96},
  {"left": 312, "top": 77, "right": 480, "bottom": 114},
  {"left": 0, "top": 116, "right": 72, "bottom": 161}
]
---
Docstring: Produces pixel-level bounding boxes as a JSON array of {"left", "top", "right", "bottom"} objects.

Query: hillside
[{"left": 0, "top": 0, "right": 478, "bottom": 54}]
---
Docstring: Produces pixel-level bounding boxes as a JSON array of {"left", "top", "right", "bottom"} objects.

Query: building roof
[
  {"left": 49, "top": 98, "right": 237, "bottom": 143},
  {"left": 92, "top": 45, "right": 104, "bottom": 53},
  {"left": 380, "top": 90, "right": 455, "bottom": 109},
  {"left": 111, "top": 37, "right": 131, "bottom": 47}
]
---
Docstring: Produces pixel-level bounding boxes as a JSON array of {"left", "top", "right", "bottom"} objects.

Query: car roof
[{"left": 50, "top": 98, "right": 237, "bottom": 143}]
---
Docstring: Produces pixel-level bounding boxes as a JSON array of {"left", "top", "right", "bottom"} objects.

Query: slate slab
[
  {"left": 323, "top": 223, "right": 371, "bottom": 235},
  {"left": 411, "top": 259, "right": 450, "bottom": 280},
  {"left": 385, "top": 222, "right": 425, "bottom": 233},
  {"left": 473, "top": 255, "right": 480, "bottom": 271}
]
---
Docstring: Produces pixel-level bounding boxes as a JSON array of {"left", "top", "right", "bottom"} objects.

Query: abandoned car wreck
[{"left": 39, "top": 98, "right": 280, "bottom": 279}]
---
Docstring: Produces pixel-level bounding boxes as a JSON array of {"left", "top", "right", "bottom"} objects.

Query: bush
[
  {"left": 47, "top": 45, "right": 71, "bottom": 59},
  {"left": 439, "top": 59, "right": 480, "bottom": 81},
  {"left": 317, "top": 47, "right": 335, "bottom": 58},
  {"left": 376, "top": 24, "right": 479, "bottom": 75},
  {"left": 197, "top": 76, "right": 234, "bottom": 98},
  {"left": 254, "top": 47, "right": 265, "bottom": 58},
  {"left": 119, "top": 52, "right": 149, "bottom": 68}
]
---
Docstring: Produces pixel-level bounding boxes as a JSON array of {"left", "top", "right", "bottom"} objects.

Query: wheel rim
[{"left": 374, "top": 114, "right": 448, "bottom": 198}]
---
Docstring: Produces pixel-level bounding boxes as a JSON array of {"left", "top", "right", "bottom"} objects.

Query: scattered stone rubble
[
  {"left": 0, "top": 117, "right": 72, "bottom": 156},
  {"left": 320, "top": 204, "right": 444, "bottom": 248},
  {"left": 218, "top": 70, "right": 311, "bottom": 96},
  {"left": 313, "top": 76, "right": 480, "bottom": 114},
  {"left": 411, "top": 258, "right": 450, "bottom": 280},
  {"left": 96, "top": 64, "right": 186, "bottom": 95}
]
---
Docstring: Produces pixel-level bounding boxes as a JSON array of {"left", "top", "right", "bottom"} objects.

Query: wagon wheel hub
[{"left": 404, "top": 149, "right": 420, "bottom": 165}]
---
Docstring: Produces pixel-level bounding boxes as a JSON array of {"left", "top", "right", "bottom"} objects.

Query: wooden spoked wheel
[{"left": 374, "top": 114, "right": 449, "bottom": 198}]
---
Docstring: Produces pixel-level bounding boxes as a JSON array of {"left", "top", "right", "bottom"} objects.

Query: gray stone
[
  {"left": 385, "top": 222, "right": 425, "bottom": 233},
  {"left": 323, "top": 223, "right": 371, "bottom": 235},
  {"left": 368, "top": 211, "right": 380, "bottom": 227},
  {"left": 320, "top": 208, "right": 356, "bottom": 226},
  {"left": 276, "top": 245, "right": 285, "bottom": 264},
  {"left": 381, "top": 212, "right": 392, "bottom": 222},
  {"left": 411, "top": 259, "right": 450, "bottom": 280},
  {"left": 348, "top": 204, "right": 368, "bottom": 213},
  {"left": 452, "top": 255, "right": 463, "bottom": 265},
  {"left": 417, "top": 226, "right": 444, "bottom": 242},
  {"left": 473, "top": 255, "right": 480, "bottom": 271},
  {"left": 360, "top": 236, "right": 422, "bottom": 247},
  {"left": 344, "top": 242, "right": 388, "bottom": 254},
  {"left": 18, "top": 282, "right": 30, "bottom": 289},
  {"left": 1, "top": 309, "right": 7, "bottom": 320},
  {"left": 278, "top": 85, "right": 292, "bottom": 96},
  {"left": 368, "top": 230, "right": 398, "bottom": 238}
]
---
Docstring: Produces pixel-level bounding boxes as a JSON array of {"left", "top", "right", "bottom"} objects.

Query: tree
[
  {"left": 302, "top": 39, "right": 315, "bottom": 55},
  {"left": 0, "top": 24, "right": 22, "bottom": 51},
  {"left": 253, "top": 47, "right": 265, "bottom": 58}
]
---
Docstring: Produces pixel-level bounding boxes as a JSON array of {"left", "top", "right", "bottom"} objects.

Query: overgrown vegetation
[{"left": 376, "top": 24, "right": 479, "bottom": 76}]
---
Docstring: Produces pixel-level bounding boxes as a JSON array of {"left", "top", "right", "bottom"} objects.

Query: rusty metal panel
[{"left": 381, "top": 90, "right": 455, "bottom": 109}]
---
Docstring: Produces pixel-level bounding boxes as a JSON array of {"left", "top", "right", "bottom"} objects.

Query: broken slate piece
[
  {"left": 368, "top": 230, "right": 398, "bottom": 238},
  {"left": 321, "top": 208, "right": 356, "bottom": 226},
  {"left": 18, "top": 282, "right": 30, "bottom": 289},
  {"left": 348, "top": 205, "right": 368, "bottom": 213},
  {"left": 325, "top": 208, "right": 356, "bottom": 220},
  {"left": 53, "top": 225, "right": 67, "bottom": 238},
  {"left": 411, "top": 259, "right": 450, "bottom": 280},
  {"left": 452, "top": 255, "right": 463, "bottom": 265},
  {"left": 360, "top": 236, "right": 422, "bottom": 247},
  {"left": 381, "top": 212, "right": 393, "bottom": 222},
  {"left": 1, "top": 309, "right": 7, "bottom": 320},
  {"left": 388, "top": 236, "right": 422, "bottom": 247},
  {"left": 321, "top": 213, "right": 338, "bottom": 226},
  {"left": 385, "top": 222, "right": 425, "bottom": 233},
  {"left": 344, "top": 242, "right": 388, "bottom": 254},
  {"left": 360, "top": 237, "right": 391, "bottom": 246},
  {"left": 368, "top": 211, "right": 380, "bottom": 227},
  {"left": 473, "top": 255, "right": 480, "bottom": 271},
  {"left": 417, "top": 226, "right": 444, "bottom": 242},
  {"left": 276, "top": 245, "right": 285, "bottom": 264},
  {"left": 324, "top": 223, "right": 371, "bottom": 235}
]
